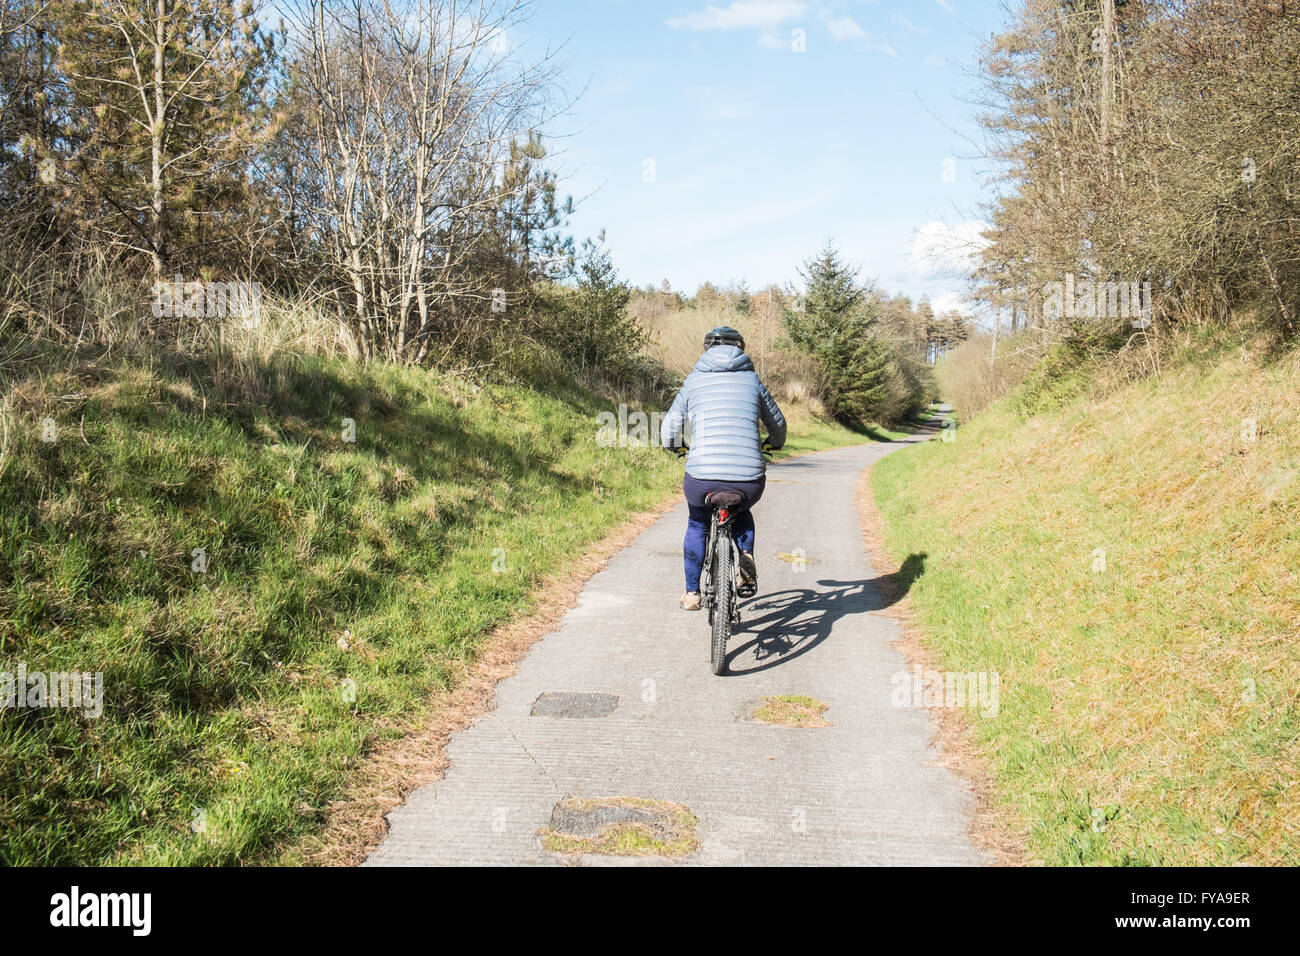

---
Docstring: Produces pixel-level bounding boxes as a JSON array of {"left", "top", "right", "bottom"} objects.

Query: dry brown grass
[
  {"left": 632, "top": 295, "right": 826, "bottom": 414},
  {"left": 935, "top": 329, "right": 1046, "bottom": 420}
]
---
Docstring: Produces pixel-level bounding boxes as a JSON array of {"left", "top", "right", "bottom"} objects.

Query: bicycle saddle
[{"left": 704, "top": 490, "right": 746, "bottom": 509}]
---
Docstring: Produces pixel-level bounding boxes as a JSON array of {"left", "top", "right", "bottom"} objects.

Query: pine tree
[
  {"left": 496, "top": 132, "right": 574, "bottom": 286},
  {"left": 56, "top": 0, "right": 275, "bottom": 275},
  {"left": 785, "top": 240, "right": 894, "bottom": 422},
  {"left": 569, "top": 237, "right": 643, "bottom": 382}
]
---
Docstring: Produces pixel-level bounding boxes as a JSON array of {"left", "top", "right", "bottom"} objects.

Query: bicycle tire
[
  {"left": 710, "top": 532, "right": 732, "bottom": 675},
  {"left": 702, "top": 523, "right": 715, "bottom": 626}
]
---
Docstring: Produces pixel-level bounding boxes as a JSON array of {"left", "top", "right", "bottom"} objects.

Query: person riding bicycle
[{"left": 660, "top": 326, "right": 787, "bottom": 610}]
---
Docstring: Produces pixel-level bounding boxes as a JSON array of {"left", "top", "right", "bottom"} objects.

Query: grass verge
[{"left": 871, "top": 334, "right": 1300, "bottom": 865}]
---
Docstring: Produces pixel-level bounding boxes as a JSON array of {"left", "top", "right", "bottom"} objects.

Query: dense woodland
[
  {"left": 1, "top": 1, "right": 583, "bottom": 361},
  {"left": 976, "top": 0, "right": 1299, "bottom": 341}
]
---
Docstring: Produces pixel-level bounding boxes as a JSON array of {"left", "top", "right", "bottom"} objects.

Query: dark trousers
[{"left": 682, "top": 473, "right": 766, "bottom": 593}]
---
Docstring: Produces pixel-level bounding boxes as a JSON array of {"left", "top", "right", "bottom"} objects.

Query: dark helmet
[{"left": 703, "top": 326, "right": 745, "bottom": 351}]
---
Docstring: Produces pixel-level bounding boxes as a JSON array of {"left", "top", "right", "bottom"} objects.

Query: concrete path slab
[{"left": 365, "top": 434, "right": 988, "bottom": 866}]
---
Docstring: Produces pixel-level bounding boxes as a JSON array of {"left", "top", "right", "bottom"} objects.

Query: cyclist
[{"left": 660, "top": 326, "right": 787, "bottom": 610}]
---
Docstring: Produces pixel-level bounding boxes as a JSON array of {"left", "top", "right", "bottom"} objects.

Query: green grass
[
  {"left": 752, "top": 694, "right": 831, "bottom": 727},
  {"left": 0, "top": 347, "right": 868, "bottom": 865},
  {"left": 785, "top": 415, "right": 911, "bottom": 448},
  {"left": 872, "top": 335, "right": 1300, "bottom": 865}
]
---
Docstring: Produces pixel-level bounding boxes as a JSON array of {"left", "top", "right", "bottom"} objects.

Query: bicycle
[
  {"left": 673, "top": 441, "right": 775, "bottom": 675},
  {"left": 701, "top": 488, "right": 745, "bottom": 675}
]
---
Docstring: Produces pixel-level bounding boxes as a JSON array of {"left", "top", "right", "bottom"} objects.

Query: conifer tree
[{"left": 785, "top": 240, "right": 894, "bottom": 421}]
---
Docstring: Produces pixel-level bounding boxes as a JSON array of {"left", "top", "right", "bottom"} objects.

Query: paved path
[{"left": 366, "top": 430, "right": 987, "bottom": 866}]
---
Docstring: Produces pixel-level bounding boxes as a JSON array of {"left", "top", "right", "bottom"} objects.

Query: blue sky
[{"left": 514, "top": 0, "right": 1010, "bottom": 315}]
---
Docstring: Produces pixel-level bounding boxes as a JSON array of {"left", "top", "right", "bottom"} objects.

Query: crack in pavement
[{"left": 490, "top": 712, "right": 564, "bottom": 796}]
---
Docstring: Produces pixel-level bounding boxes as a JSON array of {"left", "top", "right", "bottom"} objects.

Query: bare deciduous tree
[{"left": 278, "top": 0, "right": 562, "bottom": 363}]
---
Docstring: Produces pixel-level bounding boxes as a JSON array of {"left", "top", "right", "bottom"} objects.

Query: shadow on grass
[
  {"left": 149, "top": 353, "right": 587, "bottom": 494},
  {"left": 0, "top": 343, "right": 672, "bottom": 864},
  {"left": 2, "top": 346, "right": 601, "bottom": 721}
]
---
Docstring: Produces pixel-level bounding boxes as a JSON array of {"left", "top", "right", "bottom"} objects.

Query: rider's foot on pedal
[
  {"left": 737, "top": 551, "right": 757, "bottom": 597},
  {"left": 680, "top": 591, "right": 701, "bottom": 611}
]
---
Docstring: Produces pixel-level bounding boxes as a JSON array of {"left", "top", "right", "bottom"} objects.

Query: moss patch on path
[{"left": 539, "top": 797, "right": 699, "bottom": 858}]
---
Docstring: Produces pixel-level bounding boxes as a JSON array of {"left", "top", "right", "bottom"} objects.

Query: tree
[
  {"left": 495, "top": 132, "right": 574, "bottom": 288},
  {"left": 0, "top": 1, "right": 62, "bottom": 210},
  {"left": 724, "top": 278, "right": 751, "bottom": 315},
  {"left": 785, "top": 241, "right": 897, "bottom": 422},
  {"left": 57, "top": 0, "right": 276, "bottom": 276},
  {"left": 568, "top": 236, "right": 643, "bottom": 382},
  {"left": 280, "top": 0, "right": 560, "bottom": 362},
  {"left": 975, "top": 0, "right": 1299, "bottom": 338},
  {"left": 693, "top": 280, "right": 721, "bottom": 309}
]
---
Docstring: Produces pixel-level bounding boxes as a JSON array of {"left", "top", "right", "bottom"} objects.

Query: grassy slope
[
  {"left": 873, "top": 336, "right": 1300, "bottom": 865},
  {"left": 0, "top": 349, "right": 865, "bottom": 864}
]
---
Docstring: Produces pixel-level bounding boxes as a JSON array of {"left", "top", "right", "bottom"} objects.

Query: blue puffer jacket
[{"left": 660, "top": 346, "right": 787, "bottom": 481}]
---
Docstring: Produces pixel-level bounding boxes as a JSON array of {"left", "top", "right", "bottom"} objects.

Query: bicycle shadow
[{"left": 725, "top": 552, "right": 927, "bottom": 676}]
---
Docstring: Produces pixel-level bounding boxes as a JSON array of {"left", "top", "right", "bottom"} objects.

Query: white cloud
[
  {"left": 488, "top": 28, "right": 511, "bottom": 56},
  {"left": 936, "top": 0, "right": 956, "bottom": 12},
  {"left": 910, "top": 220, "right": 990, "bottom": 278},
  {"left": 889, "top": 13, "right": 917, "bottom": 31},
  {"left": 924, "top": 53, "right": 946, "bottom": 67},
  {"left": 822, "top": 12, "right": 867, "bottom": 40},
  {"left": 929, "top": 291, "right": 972, "bottom": 316},
  {"left": 818, "top": 10, "right": 898, "bottom": 57},
  {"left": 667, "top": 1, "right": 808, "bottom": 32},
  {"left": 668, "top": 2, "right": 896, "bottom": 55}
]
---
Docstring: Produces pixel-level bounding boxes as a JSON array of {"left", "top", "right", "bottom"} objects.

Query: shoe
[
  {"left": 680, "top": 591, "right": 701, "bottom": 611},
  {"left": 737, "top": 552, "right": 757, "bottom": 597}
]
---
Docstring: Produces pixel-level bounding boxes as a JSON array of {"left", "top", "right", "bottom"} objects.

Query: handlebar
[{"left": 667, "top": 439, "right": 780, "bottom": 459}]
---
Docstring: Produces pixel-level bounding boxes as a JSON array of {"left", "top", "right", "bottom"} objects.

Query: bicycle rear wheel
[{"left": 710, "top": 534, "right": 732, "bottom": 675}]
